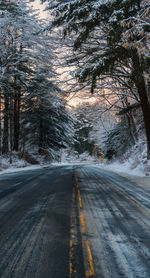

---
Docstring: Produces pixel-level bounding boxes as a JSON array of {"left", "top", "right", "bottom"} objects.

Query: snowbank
[
  {"left": 100, "top": 160, "right": 145, "bottom": 176},
  {"left": 0, "top": 152, "right": 49, "bottom": 175},
  {"left": 100, "top": 136, "right": 150, "bottom": 177},
  {"left": 0, "top": 165, "right": 44, "bottom": 175}
]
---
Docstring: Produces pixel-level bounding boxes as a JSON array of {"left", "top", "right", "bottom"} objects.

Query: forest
[
  {"left": 0, "top": 0, "right": 150, "bottom": 172},
  {"left": 0, "top": 0, "right": 73, "bottom": 167}
]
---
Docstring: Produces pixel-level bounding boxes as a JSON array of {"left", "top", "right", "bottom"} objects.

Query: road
[{"left": 0, "top": 165, "right": 150, "bottom": 278}]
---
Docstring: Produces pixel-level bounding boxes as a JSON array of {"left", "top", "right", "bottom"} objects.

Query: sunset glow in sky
[{"left": 31, "top": 0, "right": 48, "bottom": 19}]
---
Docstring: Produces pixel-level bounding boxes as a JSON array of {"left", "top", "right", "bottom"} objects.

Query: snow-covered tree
[
  {"left": 72, "top": 104, "right": 95, "bottom": 155},
  {"left": 22, "top": 73, "right": 72, "bottom": 155},
  {"left": 121, "top": 0, "right": 150, "bottom": 59},
  {"left": 72, "top": 100, "right": 116, "bottom": 156},
  {"left": 0, "top": 0, "right": 72, "bottom": 162},
  {"left": 44, "top": 0, "right": 150, "bottom": 159},
  {"left": 0, "top": 0, "right": 39, "bottom": 153},
  {"left": 103, "top": 119, "right": 134, "bottom": 160}
]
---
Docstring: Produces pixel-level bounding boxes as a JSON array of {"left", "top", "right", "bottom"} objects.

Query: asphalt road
[{"left": 0, "top": 165, "right": 150, "bottom": 278}]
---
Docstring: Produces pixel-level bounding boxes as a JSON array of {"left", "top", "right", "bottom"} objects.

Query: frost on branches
[
  {"left": 0, "top": 0, "right": 73, "bottom": 165},
  {"left": 121, "top": 0, "right": 150, "bottom": 60}
]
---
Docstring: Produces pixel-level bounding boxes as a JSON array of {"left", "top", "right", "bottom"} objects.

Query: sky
[
  {"left": 30, "top": 0, "right": 48, "bottom": 19},
  {"left": 30, "top": 0, "right": 102, "bottom": 108}
]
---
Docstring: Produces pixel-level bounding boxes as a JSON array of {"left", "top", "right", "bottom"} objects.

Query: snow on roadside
[
  {"left": 97, "top": 160, "right": 150, "bottom": 189},
  {"left": 0, "top": 165, "right": 44, "bottom": 175},
  {"left": 99, "top": 160, "right": 145, "bottom": 176},
  {"left": 0, "top": 153, "right": 52, "bottom": 175},
  {"left": 99, "top": 136, "right": 150, "bottom": 177},
  {"left": 0, "top": 156, "right": 149, "bottom": 190}
]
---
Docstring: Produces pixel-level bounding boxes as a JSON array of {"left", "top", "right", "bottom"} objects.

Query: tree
[
  {"left": 22, "top": 72, "right": 72, "bottom": 156},
  {"left": 73, "top": 105, "right": 95, "bottom": 155},
  {"left": 0, "top": 0, "right": 72, "bottom": 162},
  {"left": 72, "top": 101, "right": 113, "bottom": 156},
  {"left": 103, "top": 119, "right": 134, "bottom": 160},
  {"left": 45, "top": 0, "right": 150, "bottom": 159},
  {"left": 121, "top": 0, "right": 150, "bottom": 59},
  {"left": 0, "top": 0, "right": 37, "bottom": 154}
]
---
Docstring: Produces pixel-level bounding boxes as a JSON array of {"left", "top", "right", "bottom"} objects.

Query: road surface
[{"left": 0, "top": 165, "right": 149, "bottom": 278}]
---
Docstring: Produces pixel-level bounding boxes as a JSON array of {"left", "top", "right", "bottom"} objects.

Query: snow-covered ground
[
  {"left": 0, "top": 157, "right": 150, "bottom": 190},
  {"left": 99, "top": 136, "right": 150, "bottom": 177},
  {"left": 97, "top": 162, "right": 150, "bottom": 189},
  {"left": 0, "top": 154, "right": 49, "bottom": 175},
  {"left": 0, "top": 165, "right": 44, "bottom": 175},
  {"left": 0, "top": 140, "right": 149, "bottom": 191},
  {"left": 99, "top": 160, "right": 147, "bottom": 177},
  {"left": 117, "top": 172, "right": 150, "bottom": 190}
]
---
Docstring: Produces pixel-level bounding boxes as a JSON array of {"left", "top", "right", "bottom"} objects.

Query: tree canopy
[
  {"left": 43, "top": 0, "right": 150, "bottom": 159},
  {"left": 0, "top": 0, "right": 72, "bottom": 162}
]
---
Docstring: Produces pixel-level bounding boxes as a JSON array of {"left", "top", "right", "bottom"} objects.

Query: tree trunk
[
  {"left": 138, "top": 84, "right": 150, "bottom": 159},
  {"left": 132, "top": 53, "right": 150, "bottom": 159},
  {"left": 9, "top": 95, "right": 13, "bottom": 163},
  {"left": 39, "top": 119, "right": 43, "bottom": 153},
  {"left": 130, "top": 113, "right": 138, "bottom": 141},
  {"left": 0, "top": 90, "right": 2, "bottom": 154},
  {"left": 13, "top": 92, "right": 20, "bottom": 151},
  {"left": 126, "top": 114, "right": 135, "bottom": 144},
  {"left": 2, "top": 94, "right": 9, "bottom": 154}
]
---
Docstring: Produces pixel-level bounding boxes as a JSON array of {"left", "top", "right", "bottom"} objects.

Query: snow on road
[
  {"left": 0, "top": 164, "right": 149, "bottom": 277},
  {"left": 76, "top": 165, "right": 150, "bottom": 278},
  {"left": 0, "top": 159, "right": 150, "bottom": 191},
  {"left": 97, "top": 161, "right": 150, "bottom": 190}
]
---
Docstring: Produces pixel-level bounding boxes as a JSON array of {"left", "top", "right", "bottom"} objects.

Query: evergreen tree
[
  {"left": 22, "top": 73, "right": 72, "bottom": 156},
  {"left": 73, "top": 103, "right": 99, "bottom": 156},
  {"left": 0, "top": 0, "right": 72, "bottom": 162},
  {"left": 45, "top": 0, "right": 150, "bottom": 159},
  {"left": 103, "top": 119, "right": 134, "bottom": 160}
]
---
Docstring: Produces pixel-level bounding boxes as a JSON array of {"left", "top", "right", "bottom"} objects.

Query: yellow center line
[
  {"left": 69, "top": 186, "right": 76, "bottom": 278},
  {"left": 75, "top": 173, "right": 95, "bottom": 278},
  {"left": 80, "top": 211, "right": 87, "bottom": 235},
  {"left": 69, "top": 173, "right": 95, "bottom": 278},
  {"left": 78, "top": 188, "right": 83, "bottom": 209},
  {"left": 86, "top": 240, "right": 95, "bottom": 277}
]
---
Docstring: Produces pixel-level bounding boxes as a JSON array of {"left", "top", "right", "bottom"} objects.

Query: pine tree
[
  {"left": 0, "top": 0, "right": 72, "bottom": 161},
  {"left": 73, "top": 109, "right": 95, "bottom": 155},
  {"left": 22, "top": 72, "right": 72, "bottom": 156},
  {"left": 45, "top": 0, "right": 150, "bottom": 159}
]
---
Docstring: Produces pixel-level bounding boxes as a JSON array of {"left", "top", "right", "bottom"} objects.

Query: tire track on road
[{"left": 76, "top": 166, "right": 150, "bottom": 278}]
